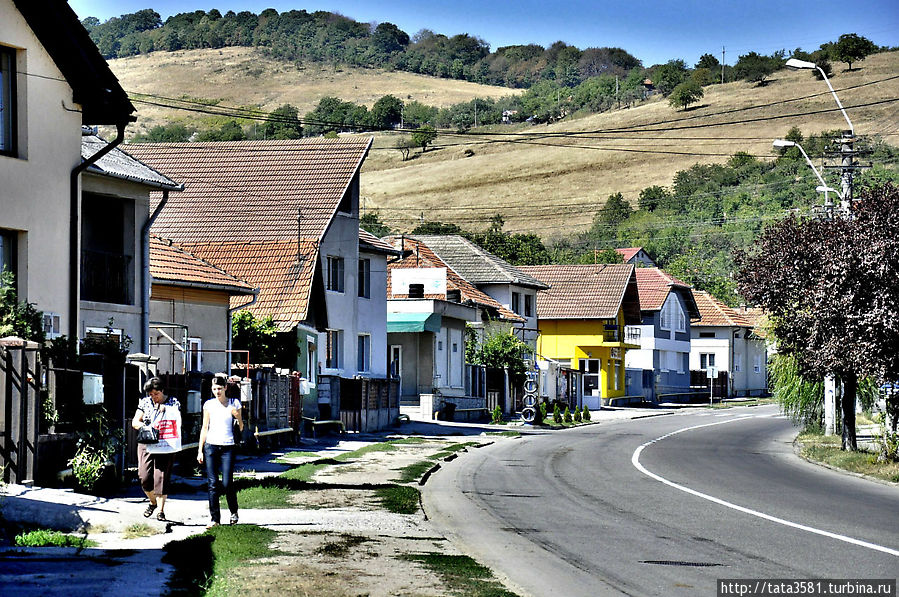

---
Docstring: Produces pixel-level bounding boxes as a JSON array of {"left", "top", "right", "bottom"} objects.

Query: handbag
[{"left": 136, "top": 425, "right": 159, "bottom": 444}]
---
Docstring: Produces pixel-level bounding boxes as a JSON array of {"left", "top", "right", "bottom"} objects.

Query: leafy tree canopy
[
  {"left": 262, "top": 104, "right": 303, "bottom": 139},
  {"left": 733, "top": 51, "right": 783, "bottom": 85},
  {"left": 668, "top": 80, "right": 704, "bottom": 110},
  {"left": 360, "top": 210, "right": 392, "bottom": 237},
  {"left": 131, "top": 123, "right": 193, "bottom": 143},
  {"left": 0, "top": 271, "right": 45, "bottom": 344},
  {"left": 832, "top": 33, "right": 877, "bottom": 70}
]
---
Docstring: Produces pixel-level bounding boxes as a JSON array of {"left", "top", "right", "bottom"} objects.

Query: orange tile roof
[
  {"left": 615, "top": 247, "right": 643, "bottom": 262},
  {"left": 149, "top": 236, "right": 254, "bottom": 294},
  {"left": 181, "top": 240, "right": 320, "bottom": 332},
  {"left": 692, "top": 291, "right": 754, "bottom": 327},
  {"left": 125, "top": 138, "right": 372, "bottom": 244},
  {"left": 384, "top": 237, "right": 524, "bottom": 322},
  {"left": 518, "top": 264, "right": 641, "bottom": 323},
  {"left": 634, "top": 268, "right": 691, "bottom": 309}
]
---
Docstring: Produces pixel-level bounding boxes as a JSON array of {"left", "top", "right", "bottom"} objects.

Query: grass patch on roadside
[
  {"left": 796, "top": 431, "right": 899, "bottom": 483},
  {"left": 274, "top": 450, "right": 326, "bottom": 463},
  {"left": 486, "top": 431, "right": 521, "bottom": 437},
  {"left": 228, "top": 485, "right": 300, "bottom": 509},
  {"left": 375, "top": 485, "right": 420, "bottom": 514},
  {"left": 14, "top": 529, "right": 97, "bottom": 548},
  {"left": 122, "top": 523, "right": 159, "bottom": 540},
  {"left": 394, "top": 460, "right": 435, "bottom": 483},
  {"left": 711, "top": 398, "right": 776, "bottom": 409},
  {"left": 279, "top": 461, "right": 332, "bottom": 482},
  {"left": 164, "top": 524, "right": 279, "bottom": 596},
  {"left": 402, "top": 553, "right": 520, "bottom": 597}
]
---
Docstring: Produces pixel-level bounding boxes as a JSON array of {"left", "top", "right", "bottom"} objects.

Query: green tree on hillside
[
  {"left": 262, "top": 104, "right": 303, "bottom": 139},
  {"left": 131, "top": 123, "right": 193, "bottom": 143},
  {"left": 668, "top": 81, "right": 704, "bottom": 110},
  {"left": 411, "top": 126, "right": 438, "bottom": 151},
  {"left": 651, "top": 59, "right": 688, "bottom": 95},
  {"left": 695, "top": 53, "right": 720, "bottom": 71},
  {"left": 734, "top": 51, "right": 783, "bottom": 86},
  {"left": 368, "top": 95, "right": 404, "bottom": 130},
  {"left": 196, "top": 120, "right": 246, "bottom": 141},
  {"left": 595, "top": 192, "right": 633, "bottom": 230},
  {"left": 360, "top": 210, "right": 392, "bottom": 237},
  {"left": 831, "top": 33, "right": 877, "bottom": 71}
]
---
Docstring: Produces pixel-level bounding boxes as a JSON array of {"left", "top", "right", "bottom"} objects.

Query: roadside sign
[{"left": 706, "top": 366, "right": 718, "bottom": 379}]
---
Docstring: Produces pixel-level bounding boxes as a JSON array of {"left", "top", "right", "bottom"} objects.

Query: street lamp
[
  {"left": 773, "top": 139, "right": 843, "bottom": 215},
  {"left": 785, "top": 58, "right": 854, "bottom": 135}
]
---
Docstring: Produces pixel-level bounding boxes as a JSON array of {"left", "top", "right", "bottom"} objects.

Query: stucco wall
[
  {"left": 149, "top": 286, "right": 231, "bottom": 374},
  {"left": 1, "top": 1, "right": 83, "bottom": 328}
]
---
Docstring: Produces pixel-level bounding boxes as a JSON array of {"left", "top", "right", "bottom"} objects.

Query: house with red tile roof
[
  {"left": 690, "top": 291, "right": 768, "bottom": 398},
  {"left": 518, "top": 264, "right": 642, "bottom": 408},
  {"left": 128, "top": 138, "right": 400, "bottom": 423},
  {"left": 149, "top": 236, "right": 255, "bottom": 375},
  {"left": 626, "top": 268, "right": 700, "bottom": 402},
  {"left": 614, "top": 247, "right": 656, "bottom": 267},
  {"left": 383, "top": 235, "right": 522, "bottom": 408}
]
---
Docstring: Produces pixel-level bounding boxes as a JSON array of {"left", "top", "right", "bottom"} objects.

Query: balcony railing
[
  {"left": 81, "top": 249, "right": 133, "bottom": 305},
  {"left": 625, "top": 327, "right": 642, "bottom": 343},
  {"left": 603, "top": 326, "right": 620, "bottom": 342}
]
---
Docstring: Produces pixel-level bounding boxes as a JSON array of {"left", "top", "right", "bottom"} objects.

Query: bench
[{"left": 302, "top": 416, "right": 346, "bottom": 438}]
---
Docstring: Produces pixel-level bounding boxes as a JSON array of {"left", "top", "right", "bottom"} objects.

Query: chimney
[{"left": 408, "top": 283, "right": 424, "bottom": 299}]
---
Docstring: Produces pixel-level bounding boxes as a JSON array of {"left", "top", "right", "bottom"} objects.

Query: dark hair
[
  {"left": 143, "top": 377, "right": 165, "bottom": 394},
  {"left": 212, "top": 374, "right": 228, "bottom": 386}
]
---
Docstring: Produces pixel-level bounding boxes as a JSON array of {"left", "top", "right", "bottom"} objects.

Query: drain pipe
[
  {"left": 69, "top": 122, "right": 127, "bottom": 340},
  {"left": 227, "top": 291, "right": 259, "bottom": 373},
  {"left": 141, "top": 191, "right": 170, "bottom": 353}
]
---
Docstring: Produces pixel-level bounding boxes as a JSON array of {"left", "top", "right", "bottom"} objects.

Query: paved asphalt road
[{"left": 423, "top": 405, "right": 899, "bottom": 597}]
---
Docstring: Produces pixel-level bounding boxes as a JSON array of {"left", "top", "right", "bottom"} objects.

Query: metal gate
[{"left": 0, "top": 340, "right": 42, "bottom": 484}]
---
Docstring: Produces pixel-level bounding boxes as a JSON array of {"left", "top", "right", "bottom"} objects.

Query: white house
[{"left": 690, "top": 291, "right": 768, "bottom": 397}]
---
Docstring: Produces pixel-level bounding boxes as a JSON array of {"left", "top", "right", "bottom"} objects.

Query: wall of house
[
  {"left": 149, "top": 285, "right": 231, "bottom": 374},
  {"left": 358, "top": 249, "right": 389, "bottom": 378},
  {"left": 386, "top": 331, "right": 430, "bottom": 400},
  {"left": 625, "top": 296, "right": 692, "bottom": 395},
  {"left": 80, "top": 175, "right": 150, "bottom": 344},
  {"left": 319, "top": 206, "right": 360, "bottom": 378},
  {"left": 480, "top": 282, "right": 539, "bottom": 347},
  {"left": 434, "top": 319, "right": 466, "bottom": 394},
  {"left": 536, "top": 318, "right": 627, "bottom": 399},
  {"left": 690, "top": 327, "right": 732, "bottom": 373},
  {"left": 0, "top": 1, "right": 83, "bottom": 331}
]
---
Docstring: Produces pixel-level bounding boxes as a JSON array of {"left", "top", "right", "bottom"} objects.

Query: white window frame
[
  {"left": 306, "top": 335, "right": 318, "bottom": 386},
  {"left": 753, "top": 354, "right": 762, "bottom": 374},
  {"left": 700, "top": 352, "right": 716, "bottom": 370},
  {"left": 327, "top": 256, "right": 345, "bottom": 293},
  {"left": 357, "top": 334, "right": 371, "bottom": 373},
  {"left": 511, "top": 291, "right": 521, "bottom": 314},
  {"left": 188, "top": 337, "right": 202, "bottom": 372},
  {"left": 42, "top": 312, "right": 61, "bottom": 340},
  {"left": 676, "top": 302, "right": 686, "bottom": 332},
  {"left": 524, "top": 293, "right": 533, "bottom": 317}
]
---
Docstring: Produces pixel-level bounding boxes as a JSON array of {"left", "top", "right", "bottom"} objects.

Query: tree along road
[{"left": 423, "top": 405, "right": 899, "bottom": 597}]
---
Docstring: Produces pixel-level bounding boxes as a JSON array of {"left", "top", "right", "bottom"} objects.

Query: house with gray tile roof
[{"left": 409, "top": 235, "right": 548, "bottom": 348}]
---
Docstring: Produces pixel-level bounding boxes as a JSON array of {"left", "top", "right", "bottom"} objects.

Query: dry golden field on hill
[
  {"left": 112, "top": 48, "right": 899, "bottom": 238},
  {"left": 109, "top": 46, "right": 520, "bottom": 133}
]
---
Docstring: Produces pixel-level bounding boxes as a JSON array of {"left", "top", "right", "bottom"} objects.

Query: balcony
[{"left": 81, "top": 249, "right": 133, "bottom": 305}]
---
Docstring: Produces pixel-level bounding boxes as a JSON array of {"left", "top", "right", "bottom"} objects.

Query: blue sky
[{"left": 68, "top": 0, "right": 899, "bottom": 67}]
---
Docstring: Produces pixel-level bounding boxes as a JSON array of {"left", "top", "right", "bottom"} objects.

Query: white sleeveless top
[{"left": 203, "top": 397, "right": 240, "bottom": 446}]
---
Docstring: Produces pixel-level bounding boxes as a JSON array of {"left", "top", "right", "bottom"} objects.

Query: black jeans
[{"left": 204, "top": 443, "right": 237, "bottom": 523}]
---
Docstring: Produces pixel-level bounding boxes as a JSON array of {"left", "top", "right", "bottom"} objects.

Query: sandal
[
  {"left": 157, "top": 512, "right": 166, "bottom": 522},
  {"left": 143, "top": 503, "right": 157, "bottom": 518}
]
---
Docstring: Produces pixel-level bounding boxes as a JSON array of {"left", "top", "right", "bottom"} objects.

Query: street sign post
[{"left": 707, "top": 366, "right": 718, "bottom": 406}]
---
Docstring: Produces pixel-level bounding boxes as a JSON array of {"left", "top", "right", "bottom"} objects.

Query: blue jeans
[{"left": 204, "top": 443, "right": 237, "bottom": 523}]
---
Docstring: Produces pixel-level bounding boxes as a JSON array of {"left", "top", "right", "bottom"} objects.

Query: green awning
[{"left": 387, "top": 312, "right": 442, "bottom": 333}]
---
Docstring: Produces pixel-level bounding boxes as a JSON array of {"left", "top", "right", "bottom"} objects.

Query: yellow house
[{"left": 519, "top": 264, "right": 641, "bottom": 405}]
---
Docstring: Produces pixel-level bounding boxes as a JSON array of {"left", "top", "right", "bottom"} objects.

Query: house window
[
  {"left": 188, "top": 337, "right": 202, "bottom": 372},
  {"left": 327, "top": 256, "right": 344, "bottom": 293},
  {"left": 660, "top": 301, "right": 671, "bottom": 329},
  {"left": 357, "top": 334, "right": 371, "bottom": 373},
  {"left": 306, "top": 335, "right": 318, "bottom": 383},
  {"left": 512, "top": 291, "right": 521, "bottom": 314},
  {"left": 81, "top": 194, "right": 135, "bottom": 305},
  {"left": 0, "top": 229, "right": 16, "bottom": 282},
  {"left": 578, "top": 358, "right": 602, "bottom": 397},
  {"left": 326, "top": 329, "right": 343, "bottom": 369},
  {"left": 676, "top": 303, "right": 686, "bottom": 332},
  {"left": 42, "top": 313, "right": 61, "bottom": 339},
  {"left": 0, "top": 46, "right": 16, "bottom": 156},
  {"left": 699, "top": 331, "right": 715, "bottom": 338},
  {"left": 614, "top": 359, "right": 622, "bottom": 391},
  {"left": 524, "top": 294, "right": 533, "bottom": 317},
  {"left": 753, "top": 354, "right": 762, "bottom": 374},
  {"left": 700, "top": 353, "right": 716, "bottom": 370},
  {"left": 358, "top": 258, "right": 370, "bottom": 298},
  {"left": 734, "top": 353, "right": 742, "bottom": 373}
]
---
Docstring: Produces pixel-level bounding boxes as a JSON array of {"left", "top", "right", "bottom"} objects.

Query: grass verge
[
  {"left": 796, "top": 431, "right": 899, "bottom": 483},
  {"left": 375, "top": 485, "right": 420, "bottom": 514},
  {"left": 402, "top": 553, "right": 520, "bottom": 597},
  {"left": 122, "top": 523, "right": 159, "bottom": 539},
  {"left": 164, "top": 524, "right": 279, "bottom": 596},
  {"left": 316, "top": 533, "right": 372, "bottom": 558},
  {"left": 14, "top": 529, "right": 97, "bottom": 548}
]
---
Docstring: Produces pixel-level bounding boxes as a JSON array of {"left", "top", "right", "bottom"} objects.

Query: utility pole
[{"left": 721, "top": 46, "right": 725, "bottom": 84}]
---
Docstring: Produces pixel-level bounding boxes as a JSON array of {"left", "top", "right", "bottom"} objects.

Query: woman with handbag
[
  {"left": 197, "top": 373, "right": 244, "bottom": 527},
  {"left": 131, "top": 377, "right": 180, "bottom": 521}
]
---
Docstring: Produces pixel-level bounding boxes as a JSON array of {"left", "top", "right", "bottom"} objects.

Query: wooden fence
[{"left": 0, "top": 340, "right": 41, "bottom": 484}]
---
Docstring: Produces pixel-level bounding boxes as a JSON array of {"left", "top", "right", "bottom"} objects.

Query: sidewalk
[{"left": 0, "top": 405, "right": 677, "bottom": 595}]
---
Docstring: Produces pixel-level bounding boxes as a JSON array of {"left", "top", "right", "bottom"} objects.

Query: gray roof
[
  {"left": 413, "top": 235, "right": 549, "bottom": 289},
  {"left": 82, "top": 136, "right": 182, "bottom": 191}
]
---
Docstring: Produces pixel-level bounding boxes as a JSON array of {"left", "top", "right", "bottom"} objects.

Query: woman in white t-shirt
[{"left": 197, "top": 373, "right": 244, "bottom": 527}]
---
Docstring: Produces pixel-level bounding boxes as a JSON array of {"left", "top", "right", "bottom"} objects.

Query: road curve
[{"left": 422, "top": 405, "right": 899, "bottom": 597}]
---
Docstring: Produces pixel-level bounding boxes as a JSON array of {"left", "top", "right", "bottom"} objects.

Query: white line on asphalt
[{"left": 631, "top": 415, "right": 899, "bottom": 558}]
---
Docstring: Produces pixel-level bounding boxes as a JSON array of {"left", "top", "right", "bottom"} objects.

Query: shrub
[
  {"left": 582, "top": 405, "right": 591, "bottom": 421},
  {"left": 540, "top": 402, "right": 548, "bottom": 421},
  {"left": 563, "top": 406, "right": 572, "bottom": 423},
  {"left": 553, "top": 403, "right": 562, "bottom": 424},
  {"left": 491, "top": 405, "right": 503, "bottom": 425},
  {"left": 573, "top": 408, "right": 582, "bottom": 423}
]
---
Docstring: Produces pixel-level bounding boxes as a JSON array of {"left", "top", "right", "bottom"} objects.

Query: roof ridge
[{"left": 151, "top": 236, "right": 252, "bottom": 288}]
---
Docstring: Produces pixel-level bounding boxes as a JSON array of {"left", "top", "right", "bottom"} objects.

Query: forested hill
[{"left": 83, "top": 8, "right": 643, "bottom": 92}]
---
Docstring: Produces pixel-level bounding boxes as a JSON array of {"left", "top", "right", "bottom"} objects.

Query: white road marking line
[{"left": 631, "top": 416, "right": 899, "bottom": 558}]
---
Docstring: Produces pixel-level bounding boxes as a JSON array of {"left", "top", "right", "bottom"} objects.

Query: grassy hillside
[
  {"left": 110, "top": 47, "right": 520, "bottom": 137},
  {"left": 113, "top": 48, "right": 899, "bottom": 238}
]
